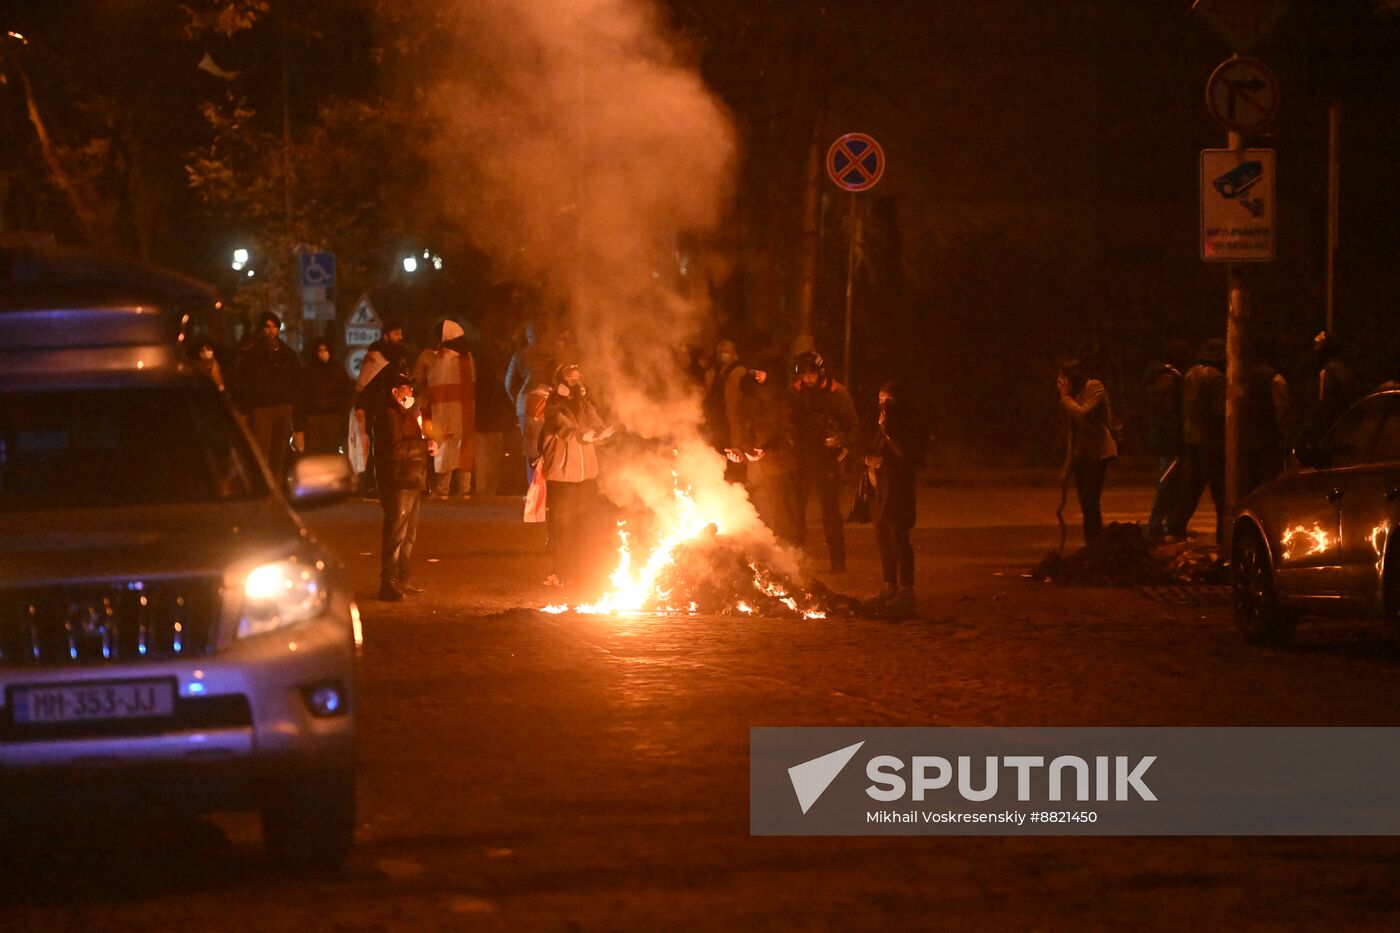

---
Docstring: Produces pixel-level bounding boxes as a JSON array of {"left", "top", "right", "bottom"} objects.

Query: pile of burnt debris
[{"left": 1031, "top": 523, "right": 1224, "bottom": 587}]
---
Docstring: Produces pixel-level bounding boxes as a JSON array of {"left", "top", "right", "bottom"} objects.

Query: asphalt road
[{"left": 6, "top": 478, "right": 1400, "bottom": 931}]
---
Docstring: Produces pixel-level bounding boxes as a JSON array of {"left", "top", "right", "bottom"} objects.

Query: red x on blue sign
[{"left": 827, "top": 133, "right": 885, "bottom": 191}]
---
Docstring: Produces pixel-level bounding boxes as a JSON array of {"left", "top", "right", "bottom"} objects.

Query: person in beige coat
[{"left": 1057, "top": 358, "right": 1118, "bottom": 543}]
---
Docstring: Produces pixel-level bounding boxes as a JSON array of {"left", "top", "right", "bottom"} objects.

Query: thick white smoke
[{"left": 400, "top": 0, "right": 785, "bottom": 558}]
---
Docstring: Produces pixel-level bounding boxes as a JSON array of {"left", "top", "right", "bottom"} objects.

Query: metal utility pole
[
  {"left": 842, "top": 194, "right": 860, "bottom": 384},
  {"left": 1326, "top": 101, "right": 1340, "bottom": 334},
  {"left": 795, "top": 126, "right": 825, "bottom": 352}
]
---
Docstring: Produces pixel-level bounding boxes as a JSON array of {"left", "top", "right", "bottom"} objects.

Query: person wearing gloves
[{"left": 540, "top": 364, "right": 616, "bottom": 588}]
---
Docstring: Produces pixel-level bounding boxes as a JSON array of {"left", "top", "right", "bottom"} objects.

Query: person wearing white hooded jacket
[{"left": 421, "top": 319, "right": 476, "bottom": 498}]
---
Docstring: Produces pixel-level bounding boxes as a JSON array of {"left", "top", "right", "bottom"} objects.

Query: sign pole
[
  {"left": 843, "top": 193, "right": 859, "bottom": 385},
  {"left": 1326, "top": 100, "right": 1340, "bottom": 335},
  {"left": 1224, "top": 124, "right": 1248, "bottom": 558}
]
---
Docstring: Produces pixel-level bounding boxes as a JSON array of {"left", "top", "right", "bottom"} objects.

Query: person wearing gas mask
[
  {"left": 298, "top": 338, "right": 354, "bottom": 456},
  {"left": 540, "top": 364, "right": 616, "bottom": 588},
  {"left": 866, "top": 381, "right": 918, "bottom": 612},
  {"left": 373, "top": 372, "right": 437, "bottom": 601},
  {"left": 789, "top": 350, "right": 859, "bottom": 573}
]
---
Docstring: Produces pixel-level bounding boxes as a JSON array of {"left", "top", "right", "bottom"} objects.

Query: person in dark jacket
[
  {"left": 298, "top": 338, "right": 354, "bottom": 456},
  {"left": 1311, "top": 330, "right": 1361, "bottom": 439},
  {"left": 373, "top": 372, "right": 436, "bottom": 600},
  {"left": 866, "top": 381, "right": 918, "bottom": 612},
  {"left": 1142, "top": 339, "right": 1189, "bottom": 536},
  {"left": 1175, "top": 338, "right": 1227, "bottom": 545},
  {"left": 504, "top": 322, "right": 558, "bottom": 485},
  {"left": 1244, "top": 333, "right": 1293, "bottom": 494},
  {"left": 472, "top": 331, "right": 514, "bottom": 496},
  {"left": 789, "top": 350, "right": 859, "bottom": 573},
  {"left": 735, "top": 351, "right": 798, "bottom": 542},
  {"left": 233, "top": 311, "right": 302, "bottom": 480},
  {"left": 703, "top": 338, "right": 747, "bottom": 482}
]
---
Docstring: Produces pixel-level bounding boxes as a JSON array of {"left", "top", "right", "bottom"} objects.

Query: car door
[
  {"left": 1336, "top": 394, "right": 1400, "bottom": 608},
  {"left": 1273, "top": 400, "right": 1385, "bottom": 599}
]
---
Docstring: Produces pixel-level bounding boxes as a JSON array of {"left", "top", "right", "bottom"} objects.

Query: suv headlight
[{"left": 238, "top": 557, "right": 329, "bottom": 639}]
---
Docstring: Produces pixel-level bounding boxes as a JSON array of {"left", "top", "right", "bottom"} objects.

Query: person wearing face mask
[
  {"left": 372, "top": 373, "right": 438, "bottom": 600},
  {"left": 298, "top": 339, "right": 354, "bottom": 456},
  {"left": 736, "top": 350, "right": 798, "bottom": 542},
  {"left": 191, "top": 339, "right": 225, "bottom": 390},
  {"left": 232, "top": 311, "right": 302, "bottom": 481},
  {"left": 865, "top": 381, "right": 919, "bottom": 612},
  {"left": 703, "top": 338, "right": 747, "bottom": 481},
  {"left": 540, "top": 364, "right": 616, "bottom": 588}
]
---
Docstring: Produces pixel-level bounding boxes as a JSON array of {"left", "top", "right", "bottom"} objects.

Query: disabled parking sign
[{"left": 1201, "top": 148, "right": 1274, "bottom": 262}]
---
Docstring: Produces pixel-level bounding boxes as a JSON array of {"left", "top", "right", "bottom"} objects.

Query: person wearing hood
[
  {"left": 1175, "top": 338, "right": 1227, "bottom": 545},
  {"left": 420, "top": 319, "right": 476, "bottom": 498},
  {"left": 298, "top": 338, "right": 353, "bottom": 456},
  {"left": 790, "top": 350, "right": 859, "bottom": 573},
  {"left": 540, "top": 364, "right": 615, "bottom": 588},
  {"left": 232, "top": 311, "right": 301, "bottom": 481},
  {"left": 736, "top": 351, "right": 798, "bottom": 542},
  {"left": 1056, "top": 357, "right": 1118, "bottom": 544},
  {"left": 372, "top": 372, "right": 437, "bottom": 601},
  {"left": 349, "top": 321, "right": 407, "bottom": 485},
  {"left": 505, "top": 321, "right": 557, "bottom": 485}
]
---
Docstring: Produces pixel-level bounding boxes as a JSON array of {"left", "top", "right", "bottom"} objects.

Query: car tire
[
  {"left": 1232, "top": 526, "right": 1295, "bottom": 647},
  {"left": 261, "top": 767, "right": 356, "bottom": 872}
]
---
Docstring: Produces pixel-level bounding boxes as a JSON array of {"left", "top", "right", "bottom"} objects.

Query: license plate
[{"left": 9, "top": 679, "right": 177, "bottom": 724}]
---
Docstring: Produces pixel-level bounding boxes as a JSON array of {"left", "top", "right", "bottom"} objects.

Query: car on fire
[
  {"left": 0, "top": 240, "right": 359, "bottom": 870},
  {"left": 1232, "top": 388, "right": 1400, "bottom": 646}
]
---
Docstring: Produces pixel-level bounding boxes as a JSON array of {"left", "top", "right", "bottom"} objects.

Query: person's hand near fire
[{"left": 581, "top": 425, "right": 618, "bottom": 445}]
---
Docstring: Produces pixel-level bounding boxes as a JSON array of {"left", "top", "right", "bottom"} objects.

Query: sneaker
[
  {"left": 377, "top": 585, "right": 404, "bottom": 602},
  {"left": 873, "top": 584, "right": 898, "bottom": 605},
  {"left": 398, "top": 581, "right": 425, "bottom": 595}
]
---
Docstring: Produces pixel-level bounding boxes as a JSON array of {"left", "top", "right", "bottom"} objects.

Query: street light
[
  {"left": 232, "top": 247, "right": 250, "bottom": 271},
  {"left": 402, "top": 256, "right": 418, "bottom": 273}
]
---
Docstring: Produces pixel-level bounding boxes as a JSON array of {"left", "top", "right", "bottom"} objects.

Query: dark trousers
[
  {"left": 248, "top": 404, "right": 294, "bottom": 481},
  {"left": 1176, "top": 445, "right": 1226, "bottom": 545},
  {"left": 792, "top": 464, "right": 845, "bottom": 569},
  {"left": 380, "top": 488, "right": 422, "bottom": 588},
  {"left": 875, "top": 519, "right": 914, "bottom": 586},
  {"left": 547, "top": 478, "right": 598, "bottom": 586},
  {"left": 1073, "top": 457, "right": 1110, "bottom": 543},
  {"left": 747, "top": 461, "right": 797, "bottom": 543},
  {"left": 1148, "top": 455, "right": 1185, "bottom": 535}
]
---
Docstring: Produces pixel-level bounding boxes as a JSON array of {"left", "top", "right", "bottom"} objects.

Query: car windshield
[{"left": 0, "top": 385, "right": 266, "bottom": 511}]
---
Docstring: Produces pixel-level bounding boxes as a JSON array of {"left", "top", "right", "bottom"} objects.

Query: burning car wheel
[
  {"left": 1232, "top": 527, "right": 1295, "bottom": 647},
  {"left": 261, "top": 767, "right": 356, "bottom": 872}
]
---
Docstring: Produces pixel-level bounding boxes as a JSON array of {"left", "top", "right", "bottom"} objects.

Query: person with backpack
[{"left": 1056, "top": 357, "right": 1118, "bottom": 544}]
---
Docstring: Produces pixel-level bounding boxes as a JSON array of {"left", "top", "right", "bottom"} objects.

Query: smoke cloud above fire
[{"left": 394, "top": 0, "right": 784, "bottom": 556}]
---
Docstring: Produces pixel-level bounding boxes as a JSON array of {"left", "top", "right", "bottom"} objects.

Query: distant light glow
[{"left": 402, "top": 256, "right": 418, "bottom": 273}]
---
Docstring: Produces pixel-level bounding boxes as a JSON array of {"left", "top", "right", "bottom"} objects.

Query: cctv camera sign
[
  {"left": 1201, "top": 148, "right": 1275, "bottom": 262},
  {"left": 751, "top": 727, "right": 1400, "bottom": 835}
]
